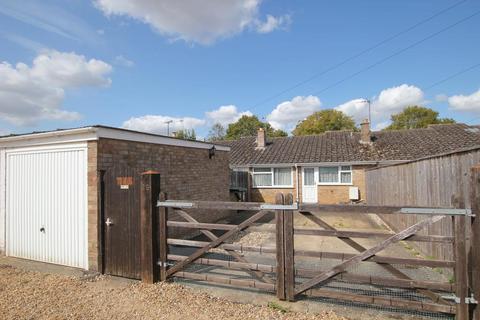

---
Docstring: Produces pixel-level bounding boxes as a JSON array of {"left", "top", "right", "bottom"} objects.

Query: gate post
[
  {"left": 284, "top": 193, "right": 295, "bottom": 302},
  {"left": 453, "top": 195, "right": 469, "bottom": 320},
  {"left": 275, "top": 193, "right": 286, "bottom": 300},
  {"left": 471, "top": 166, "right": 480, "bottom": 320},
  {"left": 140, "top": 171, "right": 160, "bottom": 284}
]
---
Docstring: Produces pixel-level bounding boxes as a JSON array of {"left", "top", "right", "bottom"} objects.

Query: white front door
[{"left": 302, "top": 167, "right": 317, "bottom": 203}]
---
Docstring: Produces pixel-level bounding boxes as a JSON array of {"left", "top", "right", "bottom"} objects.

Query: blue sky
[{"left": 0, "top": 0, "right": 479, "bottom": 138}]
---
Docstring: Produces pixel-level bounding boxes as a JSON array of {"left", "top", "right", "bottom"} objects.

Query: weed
[{"left": 268, "top": 301, "right": 289, "bottom": 314}]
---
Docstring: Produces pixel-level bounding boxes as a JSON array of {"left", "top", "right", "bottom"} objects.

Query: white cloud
[
  {"left": 335, "top": 98, "right": 369, "bottom": 124},
  {"left": 205, "top": 105, "right": 252, "bottom": 126},
  {"left": 256, "top": 14, "right": 291, "bottom": 34},
  {"left": 114, "top": 55, "right": 134, "bottom": 67},
  {"left": 122, "top": 115, "right": 206, "bottom": 135},
  {"left": 336, "top": 84, "right": 425, "bottom": 127},
  {"left": 448, "top": 89, "right": 480, "bottom": 113},
  {"left": 267, "top": 95, "right": 321, "bottom": 130},
  {"left": 94, "top": 0, "right": 291, "bottom": 45},
  {"left": 0, "top": 50, "right": 112, "bottom": 126}
]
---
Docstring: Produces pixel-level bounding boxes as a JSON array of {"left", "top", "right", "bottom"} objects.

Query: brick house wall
[
  {"left": 248, "top": 165, "right": 371, "bottom": 205},
  {"left": 87, "top": 138, "right": 230, "bottom": 271}
]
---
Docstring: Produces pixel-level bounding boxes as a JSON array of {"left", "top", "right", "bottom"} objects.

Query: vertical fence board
[{"left": 471, "top": 166, "right": 480, "bottom": 320}]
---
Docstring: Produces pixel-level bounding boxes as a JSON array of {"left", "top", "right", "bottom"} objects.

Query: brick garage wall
[
  {"left": 87, "top": 138, "right": 230, "bottom": 271},
  {"left": 87, "top": 141, "right": 99, "bottom": 271}
]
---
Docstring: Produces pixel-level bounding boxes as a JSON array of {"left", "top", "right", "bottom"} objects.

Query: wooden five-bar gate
[{"left": 139, "top": 172, "right": 480, "bottom": 320}]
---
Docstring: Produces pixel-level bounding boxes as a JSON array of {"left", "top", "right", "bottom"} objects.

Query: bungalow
[{"left": 222, "top": 122, "right": 480, "bottom": 205}]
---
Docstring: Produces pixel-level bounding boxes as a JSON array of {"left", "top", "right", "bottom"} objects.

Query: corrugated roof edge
[
  {"left": 0, "top": 125, "right": 230, "bottom": 151},
  {"left": 365, "top": 144, "right": 480, "bottom": 172}
]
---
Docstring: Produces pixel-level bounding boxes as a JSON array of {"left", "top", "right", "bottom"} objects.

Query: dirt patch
[{"left": 0, "top": 264, "right": 346, "bottom": 320}]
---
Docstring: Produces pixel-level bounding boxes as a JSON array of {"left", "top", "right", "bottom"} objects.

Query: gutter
[{"left": 295, "top": 164, "right": 300, "bottom": 203}]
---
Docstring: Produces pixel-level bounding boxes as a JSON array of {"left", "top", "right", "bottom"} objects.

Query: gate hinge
[
  {"left": 441, "top": 294, "right": 478, "bottom": 304},
  {"left": 157, "top": 261, "right": 174, "bottom": 267}
]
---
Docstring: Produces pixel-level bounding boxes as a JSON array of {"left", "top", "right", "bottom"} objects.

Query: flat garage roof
[{"left": 0, "top": 125, "right": 230, "bottom": 151}]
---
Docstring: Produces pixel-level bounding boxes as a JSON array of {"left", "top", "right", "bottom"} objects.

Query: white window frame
[
  {"left": 252, "top": 167, "right": 294, "bottom": 189},
  {"left": 318, "top": 165, "right": 353, "bottom": 186}
]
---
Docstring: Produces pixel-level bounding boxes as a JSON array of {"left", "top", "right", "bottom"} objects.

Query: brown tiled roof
[{"left": 220, "top": 124, "right": 480, "bottom": 166}]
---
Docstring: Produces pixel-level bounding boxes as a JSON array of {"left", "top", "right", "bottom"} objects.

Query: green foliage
[
  {"left": 175, "top": 129, "right": 196, "bottom": 141},
  {"left": 267, "top": 301, "right": 289, "bottom": 314},
  {"left": 225, "top": 115, "right": 287, "bottom": 140},
  {"left": 206, "top": 123, "right": 226, "bottom": 141},
  {"left": 385, "top": 106, "right": 455, "bottom": 130},
  {"left": 292, "top": 109, "right": 356, "bottom": 136}
]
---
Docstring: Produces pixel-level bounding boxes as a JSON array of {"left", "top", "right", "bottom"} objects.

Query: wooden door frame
[{"left": 97, "top": 169, "right": 106, "bottom": 274}]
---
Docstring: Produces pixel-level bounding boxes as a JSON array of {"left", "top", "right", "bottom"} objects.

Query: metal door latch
[
  {"left": 157, "top": 261, "right": 174, "bottom": 267},
  {"left": 441, "top": 294, "right": 478, "bottom": 304},
  {"left": 105, "top": 218, "right": 113, "bottom": 226}
]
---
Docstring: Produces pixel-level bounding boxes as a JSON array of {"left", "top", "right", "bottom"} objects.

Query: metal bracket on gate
[
  {"left": 400, "top": 208, "right": 474, "bottom": 217},
  {"left": 157, "top": 261, "right": 175, "bottom": 267},
  {"left": 158, "top": 201, "right": 194, "bottom": 208},
  {"left": 441, "top": 294, "right": 478, "bottom": 304},
  {"left": 260, "top": 203, "right": 298, "bottom": 210}
]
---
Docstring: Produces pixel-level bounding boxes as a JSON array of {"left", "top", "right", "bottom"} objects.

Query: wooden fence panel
[{"left": 366, "top": 149, "right": 480, "bottom": 261}]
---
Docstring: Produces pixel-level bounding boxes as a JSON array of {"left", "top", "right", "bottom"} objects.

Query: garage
[
  {"left": 0, "top": 126, "right": 231, "bottom": 274},
  {"left": 5, "top": 144, "right": 88, "bottom": 269}
]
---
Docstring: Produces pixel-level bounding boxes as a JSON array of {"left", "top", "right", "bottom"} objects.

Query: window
[
  {"left": 318, "top": 165, "right": 352, "bottom": 184},
  {"left": 253, "top": 167, "right": 292, "bottom": 187}
]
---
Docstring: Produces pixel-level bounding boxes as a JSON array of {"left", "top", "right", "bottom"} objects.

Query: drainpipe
[{"left": 294, "top": 164, "right": 300, "bottom": 204}]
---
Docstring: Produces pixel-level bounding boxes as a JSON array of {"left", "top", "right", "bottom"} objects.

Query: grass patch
[{"left": 268, "top": 301, "right": 289, "bottom": 314}]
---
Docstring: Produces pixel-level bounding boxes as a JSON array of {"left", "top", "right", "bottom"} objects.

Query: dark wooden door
[{"left": 103, "top": 166, "right": 141, "bottom": 279}]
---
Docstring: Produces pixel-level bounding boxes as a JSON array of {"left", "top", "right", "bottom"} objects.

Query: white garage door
[{"left": 6, "top": 145, "right": 88, "bottom": 269}]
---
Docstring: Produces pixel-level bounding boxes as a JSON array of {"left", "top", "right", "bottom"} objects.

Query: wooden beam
[
  {"left": 295, "top": 268, "right": 454, "bottom": 292},
  {"left": 248, "top": 224, "right": 453, "bottom": 243},
  {"left": 166, "top": 210, "right": 268, "bottom": 276},
  {"left": 470, "top": 165, "right": 480, "bottom": 320},
  {"left": 173, "top": 209, "right": 274, "bottom": 284},
  {"left": 167, "top": 221, "right": 236, "bottom": 231},
  {"left": 284, "top": 193, "right": 295, "bottom": 302},
  {"left": 158, "top": 192, "right": 168, "bottom": 281},
  {"left": 158, "top": 200, "right": 296, "bottom": 211},
  {"left": 453, "top": 196, "right": 469, "bottom": 320},
  {"left": 140, "top": 172, "right": 160, "bottom": 284},
  {"left": 167, "top": 254, "right": 275, "bottom": 273},
  {"left": 174, "top": 271, "right": 276, "bottom": 292},
  {"left": 275, "top": 193, "right": 286, "bottom": 300},
  {"left": 299, "top": 205, "right": 469, "bottom": 215},
  {"left": 295, "top": 215, "right": 445, "bottom": 295},
  {"left": 299, "top": 211, "right": 452, "bottom": 305},
  {"left": 167, "top": 238, "right": 454, "bottom": 268}
]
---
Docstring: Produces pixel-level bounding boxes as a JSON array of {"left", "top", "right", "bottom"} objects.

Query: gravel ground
[{"left": 0, "top": 265, "right": 346, "bottom": 320}]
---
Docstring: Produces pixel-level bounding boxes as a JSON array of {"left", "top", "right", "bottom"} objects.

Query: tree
[
  {"left": 292, "top": 109, "right": 356, "bottom": 136},
  {"left": 206, "top": 123, "right": 226, "bottom": 141},
  {"left": 225, "top": 115, "right": 287, "bottom": 140},
  {"left": 385, "top": 106, "right": 455, "bottom": 130},
  {"left": 175, "top": 129, "right": 197, "bottom": 140}
]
